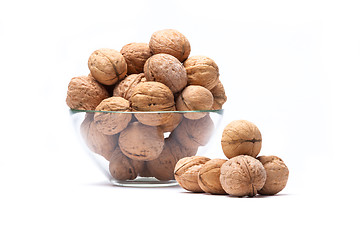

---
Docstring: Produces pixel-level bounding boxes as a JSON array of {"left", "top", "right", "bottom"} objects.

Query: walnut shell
[
  {"left": 118, "top": 122, "right": 164, "bottom": 161},
  {"left": 130, "top": 82, "right": 175, "bottom": 126},
  {"left": 159, "top": 112, "right": 183, "bottom": 133},
  {"left": 174, "top": 156, "right": 211, "bottom": 192},
  {"left": 198, "top": 159, "right": 227, "bottom": 195},
  {"left": 220, "top": 155, "right": 266, "bottom": 197},
  {"left": 221, "top": 120, "right": 262, "bottom": 158},
  {"left": 184, "top": 56, "right": 219, "bottom": 90},
  {"left": 144, "top": 53, "right": 187, "bottom": 93},
  {"left": 149, "top": 29, "right": 191, "bottom": 62},
  {"left": 113, "top": 73, "right": 147, "bottom": 100},
  {"left": 94, "top": 97, "right": 132, "bottom": 135},
  {"left": 88, "top": 48, "right": 127, "bottom": 85},
  {"left": 66, "top": 75, "right": 109, "bottom": 110},
  {"left": 210, "top": 80, "right": 227, "bottom": 110},
  {"left": 172, "top": 115, "right": 214, "bottom": 149},
  {"left": 80, "top": 114, "right": 117, "bottom": 160},
  {"left": 257, "top": 155, "right": 289, "bottom": 195},
  {"left": 120, "top": 43, "right": 152, "bottom": 74},
  {"left": 109, "top": 147, "right": 141, "bottom": 180},
  {"left": 176, "top": 85, "right": 214, "bottom": 120}
]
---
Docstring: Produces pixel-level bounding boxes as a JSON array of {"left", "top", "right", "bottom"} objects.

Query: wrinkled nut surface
[
  {"left": 113, "top": 73, "right": 147, "bottom": 100},
  {"left": 130, "top": 82, "right": 175, "bottom": 126},
  {"left": 109, "top": 147, "right": 141, "bottom": 180},
  {"left": 120, "top": 43, "right": 152, "bottom": 74},
  {"left": 220, "top": 155, "right": 266, "bottom": 197},
  {"left": 172, "top": 115, "right": 214, "bottom": 149},
  {"left": 174, "top": 156, "right": 211, "bottom": 192},
  {"left": 66, "top": 75, "right": 109, "bottom": 110},
  {"left": 149, "top": 29, "right": 191, "bottom": 62},
  {"left": 221, "top": 120, "right": 262, "bottom": 158},
  {"left": 88, "top": 48, "right": 127, "bottom": 85},
  {"left": 94, "top": 97, "right": 132, "bottom": 135},
  {"left": 257, "top": 155, "right": 289, "bottom": 195},
  {"left": 198, "top": 159, "right": 227, "bottom": 195},
  {"left": 118, "top": 122, "right": 164, "bottom": 161},
  {"left": 184, "top": 56, "right": 219, "bottom": 90},
  {"left": 210, "top": 80, "right": 227, "bottom": 110},
  {"left": 80, "top": 114, "right": 118, "bottom": 160},
  {"left": 144, "top": 54, "right": 187, "bottom": 93},
  {"left": 176, "top": 85, "right": 214, "bottom": 120},
  {"left": 159, "top": 113, "right": 183, "bottom": 133}
]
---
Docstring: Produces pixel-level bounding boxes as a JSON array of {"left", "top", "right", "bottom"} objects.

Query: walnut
[
  {"left": 159, "top": 112, "right": 183, "bottom": 133},
  {"left": 113, "top": 73, "right": 147, "bottom": 100},
  {"left": 257, "top": 155, "right": 289, "bottom": 195},
  {"left": 210, "top": 80, "right": 227, "bottom": 110},
  {"left": 80, "top": 114, "right": 118, "bottom": 160},
  {"left": 174, "top": 156, "right": 211, "bottom": 192},
  {"left": 144, "top": 53, "right": 187, "bottom": 93},
  {"left": 149, "top": 29, "right": 191, "bottom": 62},
  {"left": 118, "top": 122, "right": 164, "bottom": 161},
  {"left": 221, "top": 120, "right": 262, "bottom": 158},
  {"left": 176, "top": 85, "right": 214, "bottom": 120},
  {"left": 220, "top": 155, "right": 266, "bottom": 197},
  {"left": 172, "top": 115, "right": 214, "bottom": 149},
  {"left": 120, "top": 43, "right": 152, "bottom": 74},
  {"left": 183, "top": 56, "right": 219, "bottom": 90},
  {"left": 109, "top": 147, "right": 142, "bottom": 180},
  {"left": 198, "top": 159, "right": 227, "bottom": 195},
  {"left": 66, "top": 75, "right": 109, "bottom": 110},
  {"left": 130, "top": 82, "right": 175, "bottom": 126},
  {"left": 88, "top": 48, "right": 127, "bottom": 85},
  {"left": 94, "top": 97, "right": 132, "bottom": 135}
]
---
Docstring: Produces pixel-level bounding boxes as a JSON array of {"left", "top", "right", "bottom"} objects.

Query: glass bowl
[{"left": 70, "top": 109, "right": 224, "bottom": 187}]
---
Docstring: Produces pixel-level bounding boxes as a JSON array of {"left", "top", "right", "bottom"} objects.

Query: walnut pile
[{"left": 66, "top": 29, "right": 227, "bottom": 183}]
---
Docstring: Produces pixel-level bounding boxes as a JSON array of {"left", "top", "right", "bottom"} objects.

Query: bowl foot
[{"left": 110, "top": 177, "right": 178, "bottom": 187}]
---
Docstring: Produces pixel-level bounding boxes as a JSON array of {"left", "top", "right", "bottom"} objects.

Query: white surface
[{"left": 1, "top": 0, "right": 359, "bottom": 239}]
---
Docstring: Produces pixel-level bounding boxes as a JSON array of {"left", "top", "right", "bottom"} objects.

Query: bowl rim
[{"left": 69, "top": 108, "right": 224, "bottom": 115}]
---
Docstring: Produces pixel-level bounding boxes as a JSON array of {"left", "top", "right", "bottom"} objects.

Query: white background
[{"left": 1, "top": 0, "right": 359, "bottom": 239}]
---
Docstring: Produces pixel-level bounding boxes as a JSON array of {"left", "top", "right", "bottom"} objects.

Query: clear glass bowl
[{"left": 70, "top": 109, "right": 224, "bottom": 187}]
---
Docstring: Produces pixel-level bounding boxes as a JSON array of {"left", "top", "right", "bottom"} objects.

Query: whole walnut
[
  {"left": 220, "top": 155, "right": 266, "bottom": 197},
  {"left": 120, "top": 43, "right": 152, "bottom": 74},
  {"left": 257, "top": 155, "right": 289, "bottom": 195},
  {"left": 109, "top": 147, "right": 143, "bottom": 180},
  {"left": 88, "top": 48, "right": 127, "bottom": 85},
  {"left": 221, "top": 120, "right": 262, "bottom": 158},
  {"left": 144, "top": 53, "right": 187, "bottom": 93},
  {"left": 130, "top": 82, "right": 176, "bottom": 126},
  {"left": 176, "top": 85, "right": 214, "bottom": 120},
  {"left": 66, "top": 75, "right": 109, "bottom": 110},
  {"left": 210, "top": 80, "right": 227, "bottom": 110},
  {"left": 172, "top": 115, "right": 214, "bottom": 149},
  {"left": 198, "top": 159, "right": 227, "bottom": 195},
  {"left": 118, "top": 122, "right": 164, "bottom": 161},
  {"left": 174, "top": 156, "right": 211, "bottom": 192},
  {"left": 94, "top": 97, "right": 132, "bottom": 135},
  {"left": 113, "top": 73, "right": 147, "bottom": 100},
  {"left": 80, "top": 114, "right": 118, "bottom": 160},
  {"left": 159, "top": 113, "right": 183, "bottom": 133},
  {"left": 149, "top": 29, "right": 191, "bottom": 62},
  {"left": 183, "top": 56, "right": 219, "bottom": 90}
]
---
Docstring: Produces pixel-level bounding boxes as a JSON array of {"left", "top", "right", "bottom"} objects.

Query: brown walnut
[
  {"left": 183, "top": 56, "right": 219, "bottom": 90},
  {"left": 198, "top": 159, "right": 227, "bottom": 195},
  {"left": 118, "top": 122, "right": 164, "bottom": 161},
  {"left": 221, "top": 120, "right": 262, "bottom": 158},
  {"left": 257, "top": 155, "right": 289, "bottom": 195},
  {"left": 174, "top": 156, "right": 211, "bottom": 192},
  {"left": 159, "top": 113, "right": 183, "bottom": 133},
  {"left": 120, "top": 43, "right": 152, "bottom": 74},
  {"left": 220, "top": 155, "right": 266, "bottom": 197},
  {"left": 94, "top": 97, "right": 132, "bottom": 135},
  {"left": 109, "top": 147, "right": 143, "bottom": 180},
  {"left": 149, "top": 29, "right": 191, "bottom": 62},
  {"left": 88, "top": 48, "right": 127, "bottom": 85},
  {"left": 144, "top": 53, "right": 187, "bottom": 93},
  {"left": 113, "top": 73, "right": 147, "bottom": 100},
  {"left": 210, "top": 80, "right": 227, "bottom": 110},
  {"left": 66, "top": 75, "right": 109, "bottom": 110}
]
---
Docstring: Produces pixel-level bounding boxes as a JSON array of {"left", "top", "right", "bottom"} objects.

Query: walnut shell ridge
[
  {"left": 198, "top": 158, "right": 227, "bottom": 195},
  {"left": 210, "top": 80, "right": 227, "bottom": 110},
  {"left": 109, "top": 147, "right": 143, "bottom": 180},
  {"left": 120, "top": 43, "right": 152, "bottom": 74},
  {"left": 184, "top": 56, "right": 219, "bottom": 90},
  {"left": 113, "top": 73, "right": 147, "bottom": 100}
]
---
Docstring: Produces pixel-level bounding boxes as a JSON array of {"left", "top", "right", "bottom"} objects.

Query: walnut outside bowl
[{"left": 70, "top": 109, "right": 224, "bottom": 187}]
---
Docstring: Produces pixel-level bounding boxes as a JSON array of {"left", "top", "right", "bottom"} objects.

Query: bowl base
[{"left": 110, "top": 177, "right": 178, "bottom": 187}]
